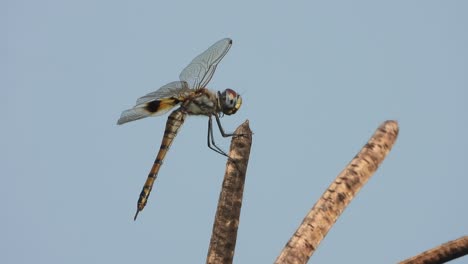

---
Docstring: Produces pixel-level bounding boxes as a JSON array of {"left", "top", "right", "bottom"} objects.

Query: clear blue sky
[{"left": 4, "top": 1, "right": 467, "bottom": 263}]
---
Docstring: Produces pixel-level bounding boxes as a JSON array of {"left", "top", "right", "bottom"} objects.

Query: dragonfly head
[{"left": 218, "top": 89, "right": 242, "bottom": 115}]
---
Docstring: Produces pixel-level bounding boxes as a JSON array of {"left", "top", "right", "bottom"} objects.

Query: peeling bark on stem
[
  {"left": 398, "top": 236, "right": 468, "bottom": 264},
  {"left": 275, "top": 120, "right": 399, "bottom": 264},
  {"left": 206, "top": 120, "right": 252, "bottom": 264}
]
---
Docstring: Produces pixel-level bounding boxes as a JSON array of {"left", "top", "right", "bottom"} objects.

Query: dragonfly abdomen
[{"left": 134, "top": 109, "right": 187, "bottom": 220}]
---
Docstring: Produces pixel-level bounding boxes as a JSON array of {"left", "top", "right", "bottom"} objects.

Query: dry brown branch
[
  {"left": 274, "top": 120, "right": 399, "bottom": 264},
  {"left": 398, "top": 236, "right": 468, "bottom": 264},
  {"left": 206, "top": 120, "right": 252, "bottom": 264}
]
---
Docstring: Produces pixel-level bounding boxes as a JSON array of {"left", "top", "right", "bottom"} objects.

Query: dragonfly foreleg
[
  {"left": 208, "top": 116, "right": 229, "bottom": 157},
  {"left": 214, "top": 114, "right": 236, "bottom": 137},
  {"left": 207, "top": 116, "right": 243, "bottom": 172}
]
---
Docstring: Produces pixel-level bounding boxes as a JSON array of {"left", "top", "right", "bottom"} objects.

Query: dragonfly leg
[
  {"left": 208, "top": 116, "right": 243, "bottom": 172},
  {"left": 208, "top": 116, "right": 229, "bottom": 157},
  {"left": 215, "top": 113, "right": 251, "bottom": 138},
  {"left": 214, "top": 114, "right": 236, "bottom": 137}
]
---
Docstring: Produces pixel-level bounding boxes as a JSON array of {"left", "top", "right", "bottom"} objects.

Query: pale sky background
[{"left": 4, "top": 1, "right": 468, "bottom": 263}]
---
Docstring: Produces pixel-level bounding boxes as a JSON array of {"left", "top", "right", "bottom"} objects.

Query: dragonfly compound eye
[{"left": 220, "top": 89, "right": 242, "bottom": 115}]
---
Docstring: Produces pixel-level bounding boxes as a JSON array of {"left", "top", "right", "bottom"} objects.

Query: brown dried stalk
[
  {"left": 274, "top": 120, "right": 399, "bottom": 264},
  {"left": 206, "top": 120, "right": 253, "bottom": 264},
  {"left": 398, "top": 236, "right": 468, "bottom": 264}
]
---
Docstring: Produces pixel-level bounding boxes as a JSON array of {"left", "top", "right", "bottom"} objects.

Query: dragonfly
[{"left": 117, "top": 38, "right": 242, "bottom": 220}]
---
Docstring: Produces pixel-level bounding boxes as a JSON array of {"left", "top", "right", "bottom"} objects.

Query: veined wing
[
  {"left": 117, "top": 81, "right": 191, "bottom": 125},
  {"left": 179, "top": 38, "right": 232, "bottom": 90},
  {"left": 135, "top": 81, "right": 191, "bottom": 106}
]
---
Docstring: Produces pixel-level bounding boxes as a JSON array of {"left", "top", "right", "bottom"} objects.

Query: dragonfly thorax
[{"left": 218, "top": 89, "right": 242, "bottom": 115}]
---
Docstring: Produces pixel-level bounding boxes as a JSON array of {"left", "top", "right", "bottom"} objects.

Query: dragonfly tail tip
[{"left": 134, "top": 210, "right": 140, "bottom": 221}]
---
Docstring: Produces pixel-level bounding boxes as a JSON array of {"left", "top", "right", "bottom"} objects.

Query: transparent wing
[
  {"left": 179, "top": 38, "right": 232, "bottom": 90},
  {"left": 117, "top": 81, "right": 192, "bottom": 125},
  {"left": 135, "top": 81, "right": 191, "bottom": 106}
]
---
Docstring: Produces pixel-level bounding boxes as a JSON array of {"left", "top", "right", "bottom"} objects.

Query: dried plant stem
[
  {"left": 398, "top": 236, "right": 468, "bottom": 264},
  {"left": 206, "top": 121, "right": 252, "bottom": 264},
  {"left": 275, "top": 120, "right": 399, "bottom": 264}
]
